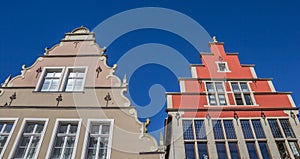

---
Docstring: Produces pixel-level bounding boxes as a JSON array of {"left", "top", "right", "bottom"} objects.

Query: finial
[
  {"left": 212, "top": 36, "right": 218, "bottom": 43},
  {"left": 1, "top": 74, "right": 11, "bottom": 87},
  {"left": 123, "top": 74, "right": 127, "bottom": 84},
  {"left": 44, "top": 47, "right": 49, "bottom": 55}
]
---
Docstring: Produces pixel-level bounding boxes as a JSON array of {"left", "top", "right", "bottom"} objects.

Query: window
[
  {"left": 211, "top": 120, "right": 240, "bottom": 159},
  {"left": 231, "top": 82, "right": 254, "bottom": 105},
  {"left": 182, "top": 120, "right": 208, "bottom": 159},
  {"left": 84, "top": 120, "right": 113, "bottom": 159},
  {"left": 12, "top": 119, "right": 47, "bottom": 159},
  {"left": 0, "top": 119, "right": 17, "bottom": 158},
  {"left": 36, "top": 67, "right": 87, "bottom": 92},
  {"left": 205, "top": 82, "right": 227, "bottom": 106},
  {"left": 268, "top": 118, "right": 298, "bottom": 158},
  {"left": 241, "top": 119, "right": 271, "bottom": 159},
  {"left": 217, "top": 62, "right": 230, "bottom": 72},
  {"left": 64, "top": 68, "right": 86, "bottom": 92},
  {"left": 39, "top": 68, "right": 63, "bottom": 92},
  {"left": 48, "top": 119, "right": 81, "bottom": 159}
]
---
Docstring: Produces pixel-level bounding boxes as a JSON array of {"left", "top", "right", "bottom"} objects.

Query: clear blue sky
[{"left": 0, "top": 0, "right": 299, "bottom": 140}]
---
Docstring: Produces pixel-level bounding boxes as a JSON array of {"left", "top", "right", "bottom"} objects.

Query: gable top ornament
[
  {"left": 212, "top": 36, "right": 218, "bottom": 43},
  {"left": 71, "top": 25, "right": 90, "bottom": 34}
]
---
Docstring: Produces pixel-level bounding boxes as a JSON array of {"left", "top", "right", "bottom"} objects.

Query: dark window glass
[
  {"left": 231, "top": 83, "right": 240, "bottom": 92},
  {"left": 244, "top": 94, "right": 253, "bottom": 105},
  {"left": 241, "top": 120, "right": 254, "bottom": 139},
  {"left": 215, "top": 82, "right": 224, "bottom": 92},
  {"left": 251, "top": 120, "right": 265, "bottom": 139},
  {"left": 223, "top": 120, "right": 236, "bottom": 139},
  {"left": 212, "top": 120, "right": 224, "bottom": 139},
  {"left": 183, "top": 120, "right": 194, "bottom": 140},
  {"left": 258, "top": 142, "right": 271, "bottom": 159},
  {"left": 288, "top": 141, "right": 300, "bottom": 158},
  {"left": 246, "top": 142, "right": 259, "bottom": 159},
  {"left": 235, "top": 94, "right": 243, "bottom": 105},
  {"left": 279, "top": 119, "right": 295, "bottom": 138},
  {"left": 276, "top": 141, "right": 290, "bottom": 159},
  {"left": 218, "top": 63, "right": 227, "bottom": 71},
  {"left": 229, "top": 142, "right": 240, "bottom": 159},
  {"left": 198, "top": 143, "right": 209, "bottom": 159},
  {"left": 195, "top": 120, "right": 206, "bottom": 139},
  {"left": 240, "top": 83, "right": 249, "bottom": 92},
  {"left": 216, "top": 142, "right": 227, "bottom": 159},
  {"left": 184, "top": 143, "right": 195, "bottom": 159},
  {"left": 218, "top": 94, "right": 227, "bottom": 105},
  {"left": 268, "top": 119, "right": 283, "bottom": 138},
  {"left": 208, "top": 94, "right": 217, "bottom": 105},
  {"left": 206, "top": 82, "right": 214, "bottom": 92}
]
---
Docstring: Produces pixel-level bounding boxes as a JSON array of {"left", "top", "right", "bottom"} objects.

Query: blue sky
[{"left": 0, "top": 0, "right": 300, "bottom": 140}]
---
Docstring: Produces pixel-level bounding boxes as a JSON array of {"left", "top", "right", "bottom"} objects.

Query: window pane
[
  {"left": 215, "top": 82, "right": 224, "bottom": 92},
  {"left": 251, "top": 120, "right": 265, "bottom": 139},
  {"left": 259, "top": 142, "right": 271, "bottom": 159},
  {"left": 231, "top": 83, "right": 240, "bottom": 92},
  {"left": 288, "top": 141, "right": 300, "bottom": 158},
  {"left": 197, "top": 143, "right": 208, "bottom": 159},
  {"left": 206, "top": 82, "right": 214, "bottom": 92},
  {"left": 0, "top": 136, "right": 8, "bottom": 149},
  {"left": 36, "top": 124, "right": 44, "bottom": 133},
  {"left": 183, "top": 120, "right": 194, "bottom": 140},
  {"left": 69, "top": 124, "right": 78, "bottom": 134},
  {"left": 224, "top": 120, "right": 236, "bottom": 139},
  {"left": 216, "top": 142, "right": 227, "bottom": 159},
  {"left": 194, "top": 120, "right": 206, "bottom": 139},
  {"left": 208, "top": 94, "right": 217, "bottom": 105},
  {"left": 184, "top": 143, "right": 195, "bottom": 159},
  {"left": 229, "top": 142, "right": 240, "bottom": 159},
  {"left": 212, "top": 120, "right": 224, "bottom": 139},
  {"left": 244, "top": 94, "right": 253, "bottom": 105},
  {"left": 218, "top": 94, "right": 227, "bottom": 105},
  {"left": 235, "top": 94, "right": 243, "bottom": 105},
  {"left": 102, "top": 125, "right": 110, "bottom": 134},
  {"left": 58, "top": 124, "right": 68, "bottom": 133},
  {"left": 240, "top": 120, "right": 254, "bottom": 139},
  {"left": 218, "top": 63, "right": 227, "bottom": 71},
  {"left": 91, "top": 125, "right": 99, "bottom": 134},
  {"left": 240, "top": 83, "right": 249, "bottom": 92},
  {"left": 3, "top": 123, "right": 13, "bottom": 133},
  {"left": 74, "top": 79, "right": 83, "bottom": 91},
  {"left": 24, "top": 123, "right": 35, "bottom": 133},
  {"left": 279, "top": 119, "right": 295, "bottom": 138},
  {"left": 49, "top": 79, "right": 59, "bottom": 91},
  {"left": 276, "top": 141, "right": 290, "bottom": 159},
  {"left": 246, "top": 142, "right": 258, "bottom": 159},
  {"left": 41, "top": 79, "right": 50, "bottom": 91},
  {"left": 268, "top": 119, "right": 283, "bottom": 138},
  {"left": 65, "top": 79, "right": 74, "bottom": 91}
]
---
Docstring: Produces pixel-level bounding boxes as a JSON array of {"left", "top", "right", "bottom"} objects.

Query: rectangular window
[
  {"left": 64, "top": 68, "right": 86, "bottom": 92},
  {"left": 184, "top": 143, "right": 195, "bottom": 159},
  {"left": 240, "top": 120, "right": 254, "bottom": 139},
  {"left": 217, "top": 62, "right": 230, "bottom": 72},
  {"left": 251, "top": 120, "right": 265, "bottom": 139},
  {"left": 85, "top": 122, "right": 112, "bottom": 159},
  {"left": 40, "top": 68, "right": 63, "bottom": 92},
  {"left": 216, "top": 142, "right": 227, "bottom": 159},
  {"left": 212, "top": 120, "right": 224, "bottom": 139},
  {"left": 228, "top": 142, "right": 240, "bottom": 159},
  {"left": 246, "top": 142, "right": 259, "bottom": 159},
  {"left": 279, "top": 119, "right": 295, "bottom": 138},
  {"left": 288, "top": 141, "right": 300, "bottom": 158},
  {"left": 231, "top": 82, "right": 254, "bottom": 105},
  {"left": 183, "top": 120, "right": 194, "bottom": 140},
  {"left": 206, "top": 82, "right": 227, "bottom": 106},
  {"left": 194, "top": 120, "right": 206, "bottom": 140},
  {"left": 276, "top": 141, "right": 290, "bottom": 159},
  {"left": 268, "top": 119, "right": 283, "bottom": 138},
  {"left": 223, "top": 120, "right": 236, "bottom": 139},
  {"left": 0, "top": 119, "right": 17, "bottom": 158},
  {"left": 258, "top": 142, "right": 271, "bottom": 159},
  {"left": 49, "top": 120, "right": 80, "bottom": 159},
  {"left": 13, "top": 120, "right": 47, "bottom": 159}
]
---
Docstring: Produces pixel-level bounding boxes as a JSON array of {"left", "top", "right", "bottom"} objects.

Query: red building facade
[{"left": 165, "top": 37, "right": 300, "bottom": 159}]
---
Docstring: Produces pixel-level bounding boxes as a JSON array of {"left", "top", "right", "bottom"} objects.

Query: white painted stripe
[
  {"left": 288, "top": 95, "right": 296, "bottom": 107},
  {"left": 179, "top": 80, "right": 186, "bottom": 93},
  {"left": 167, "top": 95, "right": 173, "bottom": 108},
  {"left": 268, "top": 81, "right": 276, "bottom": 92},
  {"left": 250, "top": 67, "right": 257, "bottom": 78},
  {"left": 191, "top": 66, "right": 197, "bottom": 78}
]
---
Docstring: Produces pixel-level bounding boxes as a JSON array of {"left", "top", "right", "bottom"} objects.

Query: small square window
[
  {"left": 217, "top": 62, "right": 229, "bottom": 72},
  {"left": 39, "top": 69, "right": 63, "bottom": 92},
  {"left": 63, "top": 68, "right": 87, "bottom": 92}
]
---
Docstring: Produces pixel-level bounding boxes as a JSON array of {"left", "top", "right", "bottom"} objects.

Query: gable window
[
  {"left": 231, "top": 82, "right": 254, "bottom": 105},
  {"left": 0, "top": 119, "right": 18, "bottom": 158},
  {"left": 217, "top": 62, "right": 230, "bottom": 72},
  {"left": 11, "top": 119, "right": 48, "bottom": 159},
  {"left": 205, "top": 82, "right": 227, "bottom": 106},
  {"left": 39, "top": 68, "right": 63, "bottom": 92},
  {"left": 63, "top": 68, "right": 86, "bottom": 92},
  {"left": 83, "top": 120, "right": 114, "bottom": 159}
]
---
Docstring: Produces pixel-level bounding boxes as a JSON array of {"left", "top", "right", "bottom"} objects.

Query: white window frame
[
  {"left": 0, "top": 118, "right": 18, "bottom": 158},
  {"left": 216, "top": 62, "right": 231, "bottom": 72},
  {"left": 60, "top": 66, "right": 88, "bottom": 92},
  {"left": 46, "top": 118, "right": 82, "bottom": 159},
  {"left": 9, "top": 118, "right": 48, "bottom": 159},
  {"left": 204, "top": 81, "right": 229, "bottom": 106},
  {"left": 229, "top": 81, "right": 257, "bottom": 106},
  {"left": 81, "top": 119, "right": 114, "bottom": 159},
  {"left": 35, "top": 67, "right": 65, "bottom": 92}
]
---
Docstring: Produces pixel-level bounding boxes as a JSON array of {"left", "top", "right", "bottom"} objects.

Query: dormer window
[
  {"left": 217, "top": 62, "right": 230, "bottom": 72},
  {"left": 36, "top": 67, "right": 87, "bottom": 92}
]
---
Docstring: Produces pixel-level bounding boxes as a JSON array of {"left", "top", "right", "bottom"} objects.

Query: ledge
[
  {"left": 0, "top": 106, "right": 135, "bottom": 110},
  {"left": 166, "top": 107, "right": 299, "bottom": 112},
  {"left": 178, "top": 78, "right": 273, "bottom": 81}
]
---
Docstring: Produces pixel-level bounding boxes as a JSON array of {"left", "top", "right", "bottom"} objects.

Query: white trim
[
  {"left": 35, "top": 67, "right": 65, "bottom": 92},
  {"left": 0, "top": 118, "right": 18, "bottom": 159},
  {"left": 8, "top": 118, "right": 49, "bottom": 159},
  {"left": 267, "top": 81, "right": 276, "bottom": 92},
  {"left": 250, "top": 67, "right": 257, "bottom": 78},
  {"left": 81, "top": 119, "right": 114, "bottom": 159},
  {"left": 179, "top": 80, "right": 186, "bottom": 93},
  {"left": 191, "top": 66, "right": 197, "bottom": 78},
  {"left": 46, "top": 118, "right": 82, "bottom": 159},
  {"left": 60, "top": 66, "right": 88, "bottom": 92},
  {"left": 287, "top": 95, "right": 296, "bottom": 107},
  {"left": 216, "top": 62, "right": 231, "bottom": 72},
  {"left": 167, "top": 95, "right": 173, "bottom": 108}
]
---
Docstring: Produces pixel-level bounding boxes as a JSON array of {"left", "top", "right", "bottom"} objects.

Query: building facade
[
  {"left": 165, "top": 38, "right": 300, "bottom": 159},
  {"left": 0, "top": 27, "right": 164, "bottom": 159}
]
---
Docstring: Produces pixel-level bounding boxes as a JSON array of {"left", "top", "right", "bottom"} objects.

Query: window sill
[{"left": 32, "top": 91, "right": 85, "bottom": 94}]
